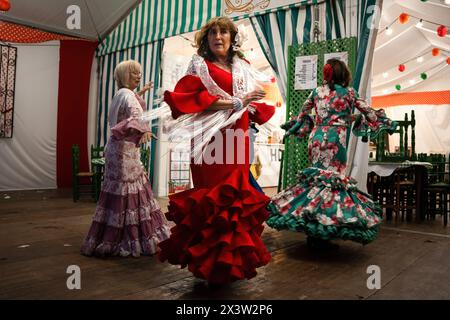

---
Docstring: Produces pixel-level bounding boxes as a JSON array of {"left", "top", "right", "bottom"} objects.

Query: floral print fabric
[{"left": 267, "top": 85, "right": 397, "bottom": 244}]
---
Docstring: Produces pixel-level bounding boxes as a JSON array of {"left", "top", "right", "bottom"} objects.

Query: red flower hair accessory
[{"left": 323, "top": 63, "right": 334, "bottom": 83}]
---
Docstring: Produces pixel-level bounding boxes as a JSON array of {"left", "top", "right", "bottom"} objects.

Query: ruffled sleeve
[
  {"left": 164, "top": 75, "right": 219, "bottom": 119},
  {"left": 347, "top": 88, "right": 398, "bottom": 139},
  {"left": 248, "top": 102, "right": 275, "bottom": 125},
  {"left": 281, "top": 90, "right": 315, "bottom": 139},
  {"left": 110, "top": 92, "right": 151, "bottom": 146}
]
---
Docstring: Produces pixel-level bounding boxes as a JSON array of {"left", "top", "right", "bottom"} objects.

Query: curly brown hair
[
  {"left": 194, "top": 16, "right": 243, "bottom": 63},
  {"left": 326, "top": 58, "right": 352, "bottom": 90}
]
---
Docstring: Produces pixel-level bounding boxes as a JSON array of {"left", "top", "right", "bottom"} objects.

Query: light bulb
[
  {"left": 386, "top": 27, "right": 393, "bottom": 35},
  {"left": 416, "top": 19, "right": 423, "bottom": 28},
  {"left": 383, "top": 89, "right": 388, "bottom": 95},
  {"left": 417, "top": 56, "right": 424, "bottom": 63},
  {"left": 409, "top": 79, "right": 415, "bottom": 85},
  {"left": 445, "top": 0, "right": 450, "bottom": 5},
  {"left": 383, "top": 72, "right": 389, "bottom": 78}
]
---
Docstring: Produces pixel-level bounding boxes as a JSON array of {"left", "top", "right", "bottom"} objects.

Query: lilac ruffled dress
[{"left": 81, "top": 88, "right": 170, "bottom": 257}]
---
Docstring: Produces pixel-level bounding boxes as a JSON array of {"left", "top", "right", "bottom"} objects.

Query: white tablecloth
[{"left": 368, "top": 161, "right": 433, "bottom": 177}]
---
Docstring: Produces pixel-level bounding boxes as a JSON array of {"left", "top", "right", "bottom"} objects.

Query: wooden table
[{"left": 367, "top": 161, "right": 432, "bottom": 222}]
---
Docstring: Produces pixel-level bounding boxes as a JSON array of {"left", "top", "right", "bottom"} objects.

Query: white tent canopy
[
  {"left": 372, "top": 0, "right": 450, "bottom": 96},
  {"left": 0, "top": 0, "right": 142, "bottom": 40}
]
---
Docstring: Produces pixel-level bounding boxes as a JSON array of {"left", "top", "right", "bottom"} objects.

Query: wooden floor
[{"left": 1, "top": 188, "right": 449, "bottom": 300}]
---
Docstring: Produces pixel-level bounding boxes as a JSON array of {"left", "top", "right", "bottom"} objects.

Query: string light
[
  {"left": 409, "top": 79, "right": 416, "bottom": 85},
  {"left": 381, "top": 14, "right": 449, "bottom": 35},
  {"left": 417, "top": 56, "right": 424, "bottom": 63},
  {"left": 382, "top": 72, "right": 389, "bottom": 78}
]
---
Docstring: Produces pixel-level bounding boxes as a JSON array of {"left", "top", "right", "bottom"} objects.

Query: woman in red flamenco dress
[{"left": 158, "top": 17, "right": 276, "bottom": 285}]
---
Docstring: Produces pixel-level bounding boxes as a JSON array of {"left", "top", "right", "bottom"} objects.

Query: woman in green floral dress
[{"left": 267, "top": 59, "right": 397, "bottom": 249}]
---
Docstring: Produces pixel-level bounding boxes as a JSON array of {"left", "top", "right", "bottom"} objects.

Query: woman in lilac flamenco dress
[{"left": 81, "top": 60, "right": 170, "bottom": 257}]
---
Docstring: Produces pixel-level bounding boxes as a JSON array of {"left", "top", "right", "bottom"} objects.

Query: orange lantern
[
  {"left": 399, "top": 13, "right": 409, "bottom": 25},
  {"left": 447, "top": 57, "right": 450, "bottom": 66},
  {"left": 431, "top": 48, "right": 440, "bottom": 57}
]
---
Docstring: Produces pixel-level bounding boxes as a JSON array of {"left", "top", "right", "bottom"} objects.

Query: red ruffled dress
[{"left": 159, "top": 60, "right": 275, "bottom": 284}]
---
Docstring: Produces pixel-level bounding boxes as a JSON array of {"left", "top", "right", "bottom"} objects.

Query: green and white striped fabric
[
  {"left": 96, "top": 40, "right": 163, "bottom": 147},
  {"left": 249, "top": 0, "right": 383, "bottom": 184},
  {"left": 97, "top": 0, "right": 222, "bottom": 56},
  {"left": 250, "top": 0, "right": 352, "bottom": 100}
]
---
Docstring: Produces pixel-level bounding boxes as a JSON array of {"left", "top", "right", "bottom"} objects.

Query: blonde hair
[
  {"left": 114, "top": 60, "right": 141, "bottom": 89},
  {"left": 194, "top": 16, "right": 243, "bottom": 63}
]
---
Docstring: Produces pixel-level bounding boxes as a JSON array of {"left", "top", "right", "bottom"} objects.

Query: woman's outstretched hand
[
  {"left": 242, "top": 89, "right": 266, "bottom": 106},
  {"left": 138, "top": 82, "right": 153, "bottom": 96},
  {"left": 139, "top": 132, "right": 154, "bottom": 144}
]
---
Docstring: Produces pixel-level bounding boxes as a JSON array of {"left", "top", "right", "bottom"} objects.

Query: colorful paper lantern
[
  {"left": 437, "top": 25, "right": 447, "bottom": 37},
  {"left": 0, "top": 0, "right": 11, "bottom": 11},
  {"left": 431, "top": 48, "right": 440, "bottom": 57},
  {"left": 447, "top": 57, "right": 450, "bottom": 66},
  {"left": 398, "top": 64, "right": 406, "bottom": 72},
  {"left": 395, "top": 84, "right": 401, "bottom": 91},
  {"left": 420, "top": 72, "right": 427, "bottom": 80},
  {"left": 399, "top": 13, "right": 409, "bottom": 25}
]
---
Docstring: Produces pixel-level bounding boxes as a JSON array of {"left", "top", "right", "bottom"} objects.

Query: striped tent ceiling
[{"left": 97, "top": 0, "right": 319, "bottom": 56}]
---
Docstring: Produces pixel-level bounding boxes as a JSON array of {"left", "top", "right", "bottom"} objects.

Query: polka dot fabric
[{"left": 0, "top": 21, "right": 81, "bottom": 43}]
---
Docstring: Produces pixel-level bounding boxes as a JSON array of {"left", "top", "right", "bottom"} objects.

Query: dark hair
[
  {"left": 194, "top": 17, "right": 243, "bottom": 63},
  {"left": 325, "top": 58, "right": 352, "bottom": 90}
]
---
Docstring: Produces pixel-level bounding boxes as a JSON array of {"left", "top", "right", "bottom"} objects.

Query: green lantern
[
  {"left": 395, "top": 84, "right": 401, "bottom": 91},
  {"left": 420, "top": 72, "right": 427, "bottom": 80}
]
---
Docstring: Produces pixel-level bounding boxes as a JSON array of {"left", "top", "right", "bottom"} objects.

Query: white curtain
[{"left": 0, "top": 42, "right": 60, "bottom": 191}]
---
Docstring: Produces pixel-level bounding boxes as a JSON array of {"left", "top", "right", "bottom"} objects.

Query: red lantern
[
  {"left": 447, "top": 57, "right": 450, "bottom": 66},
  {"left": 399, "top": 13, "right": 409, "bottom": 25},
  {"left": 0, "top": 0, "right": 11, "bottom": 11},
  {"left": 431, "top": 48, "right": 440, "bottom": 57},
  {"left": 398, "top": 64, "right": 406, "bottom": 72},
  {"left": 437, "top": 25, "right": 447, "bottom": 37}
]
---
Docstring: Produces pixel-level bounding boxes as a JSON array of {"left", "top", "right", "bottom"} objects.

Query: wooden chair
[
  {"left": 393, "top": 166, "right": 417, "bottom": 222},
  {"left": 90, "top": 144, "right": 105, "bottom": 161},
  {"left": 424, "top": 154, "right": 449, "bottom": 226},
  {"left": 90, "top": 144, "right": 105, "bottom": 201},
  {"left": 375, "top": 110, "right": 416, "bottom": 162},
  {"left": 72, "top": 144, "right": 96, "bottom": 202},
  {"left": 367, "top": 172, "right": 395, "bottom": 220}
]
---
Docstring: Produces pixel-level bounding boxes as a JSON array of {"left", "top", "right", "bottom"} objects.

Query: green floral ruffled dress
[{"left": 267, "top": 85, "right": 397, "bottom": 244}]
